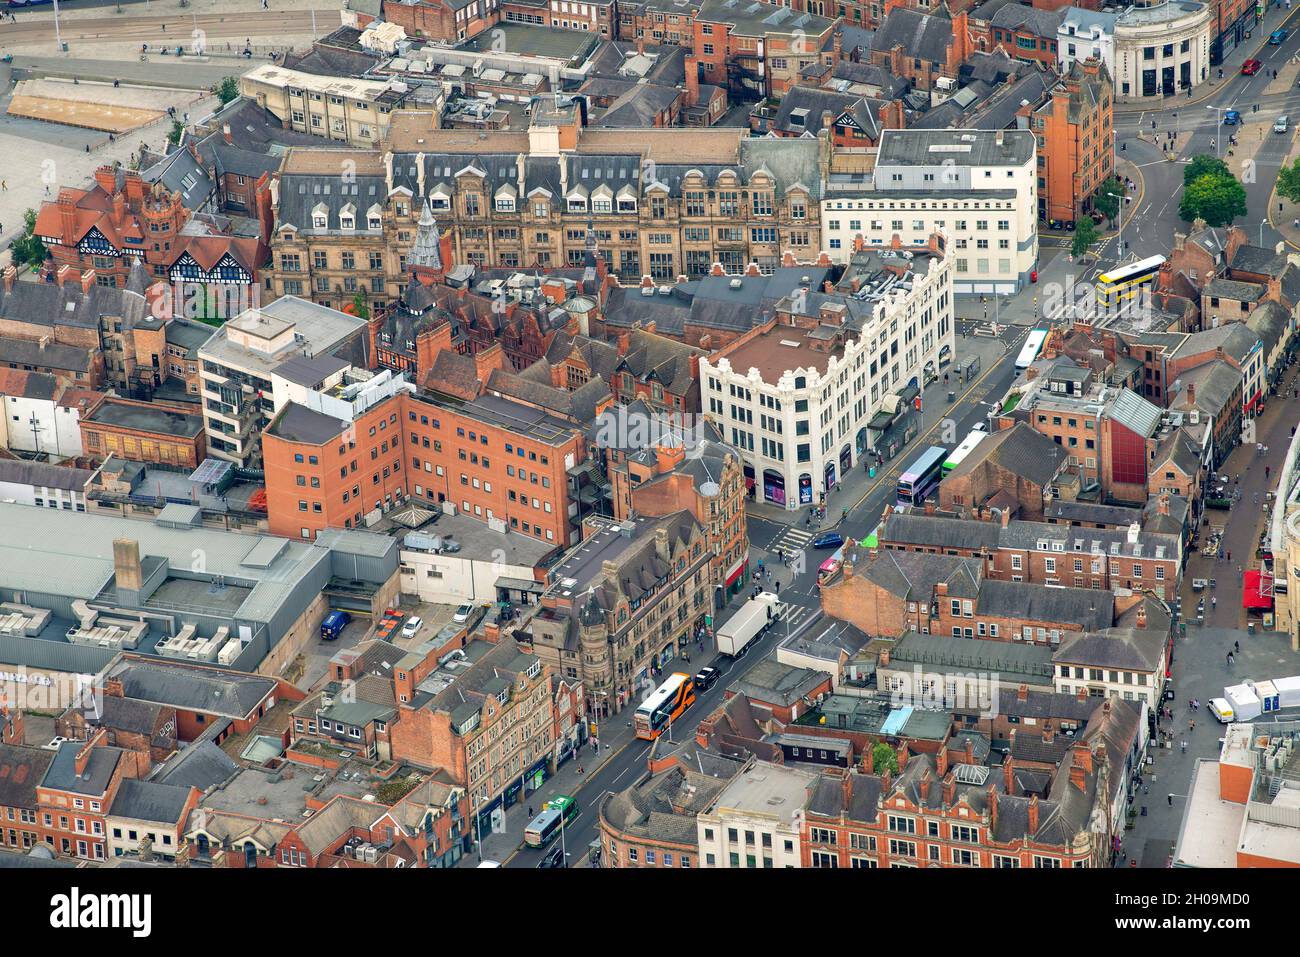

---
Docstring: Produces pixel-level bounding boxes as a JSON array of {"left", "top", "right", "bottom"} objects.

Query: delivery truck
[
  {"left": 320, "top": 610, "right": 351, "bottom": 641},
  {"left": 1224, "top": 682, "right": 1262, "bottom": 721},
  {"left": 716, "top": 592, "right": 781, "bottom": 658}
]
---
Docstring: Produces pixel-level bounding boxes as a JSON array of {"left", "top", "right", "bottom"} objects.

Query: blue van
[{"left": 321, "top": 610, "right": 351, "bottom": 641}]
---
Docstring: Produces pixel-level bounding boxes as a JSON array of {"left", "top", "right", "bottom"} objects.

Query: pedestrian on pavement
[
  {"left": 1235, "top": 640, "right": 1240, "bottom": 652},
  {"left": 1212, "top": 595, "right": 1218, "bottom": 609},
  {"left": 1168, "top": 793, "right": 1174, "bottom": 806},
  {"left": 1227, "top": 549, "right": 1232, "bottom": 561},
  {"left": 527, "top": 806, "right": 533, "bottom": 818},
  {"left": 1190, "top": 720, "right": 1196, "bottom": 732},
  {"left": 1181, "top": 740, "right": 1187, "bottom": 753},
  {"left": 577, "top": 764, "right": 584, "bottom": 774},
  {"left": 1228, "top": 651, "right": 1235, "bottom": 665},
  {"left": 1, "top": 181, "right": 6, "bottom": 191}
]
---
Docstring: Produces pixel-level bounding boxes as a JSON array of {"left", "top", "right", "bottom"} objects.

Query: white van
[
  {"left": 1276, "top": 115, "right": 1290, "bottom": 133},
  {"left": 1208, "top": 698, "right": 1235, "bottom": 723},
  {"left": 477, "top": 859, "right": 502, "bottom": 868}
]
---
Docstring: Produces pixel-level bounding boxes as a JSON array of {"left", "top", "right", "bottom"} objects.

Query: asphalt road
[{"left": 505, "top": 598, "right": 828, "bottom": 867}]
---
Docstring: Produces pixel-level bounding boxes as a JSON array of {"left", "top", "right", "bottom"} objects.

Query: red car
[{"left": 1242, "top": 58, "right": 1263, "bottom": 75}]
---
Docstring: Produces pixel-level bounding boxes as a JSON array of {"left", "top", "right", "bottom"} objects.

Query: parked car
[
  {"left": 812, "top": 531, "right": 844, "bottom": 549},
  {"left": 1222, "top": 109, "right": 1241, "bottom": 125},
  {"left": 1270, "top": 29, "right": 1289, "bottom": 44},
  {"left": 453, "top": 603, "right": 474, "bottom": 624},
  {"left": 401, "top": 615, "right": 423, "bottom": 637},
  {"left": 1242, "top": 58, "right": 1263, "bottom": 75},
  {"left": 694, "top": 667, "right": 720, "bottom": 691},
  {"left": 538, "top": 844, "right": 566, "bottom": 868},
  {"left": 1276, "top": 115, "right": 1290, "bottom": 133}
]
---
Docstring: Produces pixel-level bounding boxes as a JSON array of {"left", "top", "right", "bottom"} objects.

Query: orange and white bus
[{"left": 634, "top": 672, "right": 696, "bottom": 740}]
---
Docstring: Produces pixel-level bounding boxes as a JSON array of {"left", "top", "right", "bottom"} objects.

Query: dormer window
[
  {"left": 340, "top": 216, "right": 354, "bottom": 230},
  {"left": 496, "top": 196, "right": 515, "bottom": 212}
]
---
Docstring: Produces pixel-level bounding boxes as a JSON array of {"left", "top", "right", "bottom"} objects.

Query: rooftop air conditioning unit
[{"left": 729, "top": 278, "right": 743, "bottom": 289}]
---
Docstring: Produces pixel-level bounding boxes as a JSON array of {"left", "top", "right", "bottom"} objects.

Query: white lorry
[{"left": 716, "top": 592, "right": 782, "bottom": 657}]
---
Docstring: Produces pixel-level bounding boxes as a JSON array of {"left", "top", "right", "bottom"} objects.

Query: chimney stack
[
  {"left": 1027, "top": 795, "right": 1039, "bottom": 834},
  {"left": 2, "top": 265, "right": 14, "bottom": 292},
  {"left": 113, "top": 539, "right": 143, "bottom": 593},
  {"left": 55, "top": 264, "right": 73, "bottom": 288},
  {"left": 80, "top": 269, "right": 95, "bottom": 295},
  {"left": 942, "top": 771, "right": 955, "bottom": 806}
]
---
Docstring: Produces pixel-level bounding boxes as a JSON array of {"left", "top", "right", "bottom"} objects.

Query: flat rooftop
[
  {"left": 708, "top": 761, "right": 818, "bottom": 824},
  {"left": 1172, "top": 760, "right": 1243, "bottom": 868},
  {"left": 394, "top": 508, "right": 557, "bottom": 567},
  {"left": 547, "top": 517, "right": 653, "bottom": 588},
  {"left": 717, "top": 323, "right": 841, "bottom": 381},
  {"left": 86, "top": 400, "right": 203, "bottom": 439},
  {"left": 456, "top": 23, "right": 599, "bottom": 61}
]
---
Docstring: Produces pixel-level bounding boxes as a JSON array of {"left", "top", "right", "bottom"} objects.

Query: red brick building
[
  {"left": 262, "top": 384, "right": 587, "bottom": 545},
  {"left": 1026, "top": 59, "right": 1114, "bottom": 227},
  {"left": 33, "top": 166, "right": 263, "bottom": 295},
  {"left": 36, "top": 731, "right": 137, "bottom": 861},
  {"left": 79, "top": 395, "right": 207, "bottom": 468},
  {"left": 801, "top": 705, "right": 1135, "bottom": 869}
]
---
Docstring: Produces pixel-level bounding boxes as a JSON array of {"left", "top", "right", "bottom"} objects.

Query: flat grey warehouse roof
[{"left": 0, "top": 501, "right": 388, "bottom": 625}]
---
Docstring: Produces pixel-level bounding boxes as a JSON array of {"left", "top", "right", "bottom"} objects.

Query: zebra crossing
[
  {"left": 768, "top": 526, "right": 814, "bottom": 556},
  {"left": 776, "top": 602, "right": 814, "bottom": 630}
]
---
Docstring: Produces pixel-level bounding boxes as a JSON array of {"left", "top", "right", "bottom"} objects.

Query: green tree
[
  {"left": 1183, "top": 154, "right": 1230, "bottom": 188},
  {"left": 167, "top": 120, "right": 184, "bottom": 145},
  {"left": 1278, "top": 158, "right": 1300, "bottom": 205},
  {"left": 1071, "top": 217, "right": 1100, "bottom": 260},
  {"left": 213, "top": 76, "right": 240, "bottom": 106},
  {"left": 871, "top": 742, "right": 899, "bottom": 777},
  {"left": 1179, "top": 171, "right": 1247, "bottom": 227},
  {"left": 9, "top": 208, "right": 46, "bottom": 269},
  {"left": 1093, "top": 177, "right": 1122, "bottom": 223},
  {"left": 350, "top": 292, "right": 370, "bottom": 320}
]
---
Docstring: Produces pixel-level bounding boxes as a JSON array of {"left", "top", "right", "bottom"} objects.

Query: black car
[
  {"left": 538, "top": 844, "right": 567, "bottom": 868},
  {"left": 694, "top": 667, "right": 720, "bottom": 691},
  {"left": 812, "top": 531, "right": 844, "bottom": 549}
]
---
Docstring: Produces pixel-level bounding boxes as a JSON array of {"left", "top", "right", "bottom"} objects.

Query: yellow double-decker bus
[{"left": 1096, "top": 255, "right": 1165, "bottom": 309}]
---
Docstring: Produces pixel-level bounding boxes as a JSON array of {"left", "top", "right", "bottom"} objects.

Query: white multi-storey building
[
  {"left": 1056, "top": 7, "right": 1118, "bottom": 78},
  {"left": 822, "top": 129, "right": 1038, "bottom": 295},
  {"left": 197, "top": 296, "right": 368, "bottom": 467},
  {"left": 696, "top": 759, "right": 816, "bottom": 868},
  {"left": 700, "top": 239, "right": 954, "bottom": 508}
]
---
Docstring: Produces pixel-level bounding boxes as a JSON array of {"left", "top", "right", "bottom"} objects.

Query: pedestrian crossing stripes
[
  {"left": 777, "top": 604, "right": 813, "bottom": 628},
  {"left": 770, "top": 526, "right": 814, "bottom": 555}
]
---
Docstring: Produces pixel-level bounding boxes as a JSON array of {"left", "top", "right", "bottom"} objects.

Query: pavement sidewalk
[
  {"left": 745, "top": 331, "right": 1012, "bottom": 536},
  {"left": 466, "top": 640, "right": 712, "bottom": 867}
]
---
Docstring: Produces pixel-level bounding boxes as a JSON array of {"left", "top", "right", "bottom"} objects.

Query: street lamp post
[
  {"left": 1260, "top": 219, "right": 1268, "bottom": 246},
  {"left": 52, "top": 0, "right": 62, "bottom": 52},
  {"left": 1206, "top": 105, "right": 1224, "bottom": 159},
  {"left": 1107, "top": 191, "right": 1124, "bottom": 263}
]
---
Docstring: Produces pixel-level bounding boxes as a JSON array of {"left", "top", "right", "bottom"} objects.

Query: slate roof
[
  {"left": 805, "top": 771, "right": 882, "bottom": 824},
  {"left": 0, "top": 459, "right": 93, "bottom": 492},
  {"left": 859, "top": 549, "right": 983, "bottom": 600},
  {"left": 1168, "top": 359, "right": 1241, "bottom": 417},
  {"left": 871, "top": 6, "right": 953, "bottom": 63},
  {"left": 109, "top": 660, "right": 275, "bottom": 720},
  {"left": 977, "top": 579, "right": 1113, "bottom": 630},
  {"left": 0, "top": 744, "right": 53, "bottom": 811},
  {"left": 0, "top": 335, "right": 94, "bottom": 374},
  {"left": 971, "top": 421, "right": 1068, "bottom": 487},
  {"left": 110, "top": 778, "right": 193, "bottom": 824},
  {"left": 152, "top": 740, "right": 240, "bottom": 791},
  {"left": 42, "top": 740, "right": 123, "bottom": 796},
  {"left": 1054, "top": 627, "right": 1166, "bottom": 671},
  {"left": 881, "top": 511, "right": 1001, "bottom": 551}
]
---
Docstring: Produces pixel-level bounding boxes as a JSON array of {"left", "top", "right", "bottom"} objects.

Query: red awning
[
  {"left": 725, "top": 558, "right": 748, "bottom": 586},
  {"left": 1242, "top": 570, "right": 1274, "bottom": 610}
]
